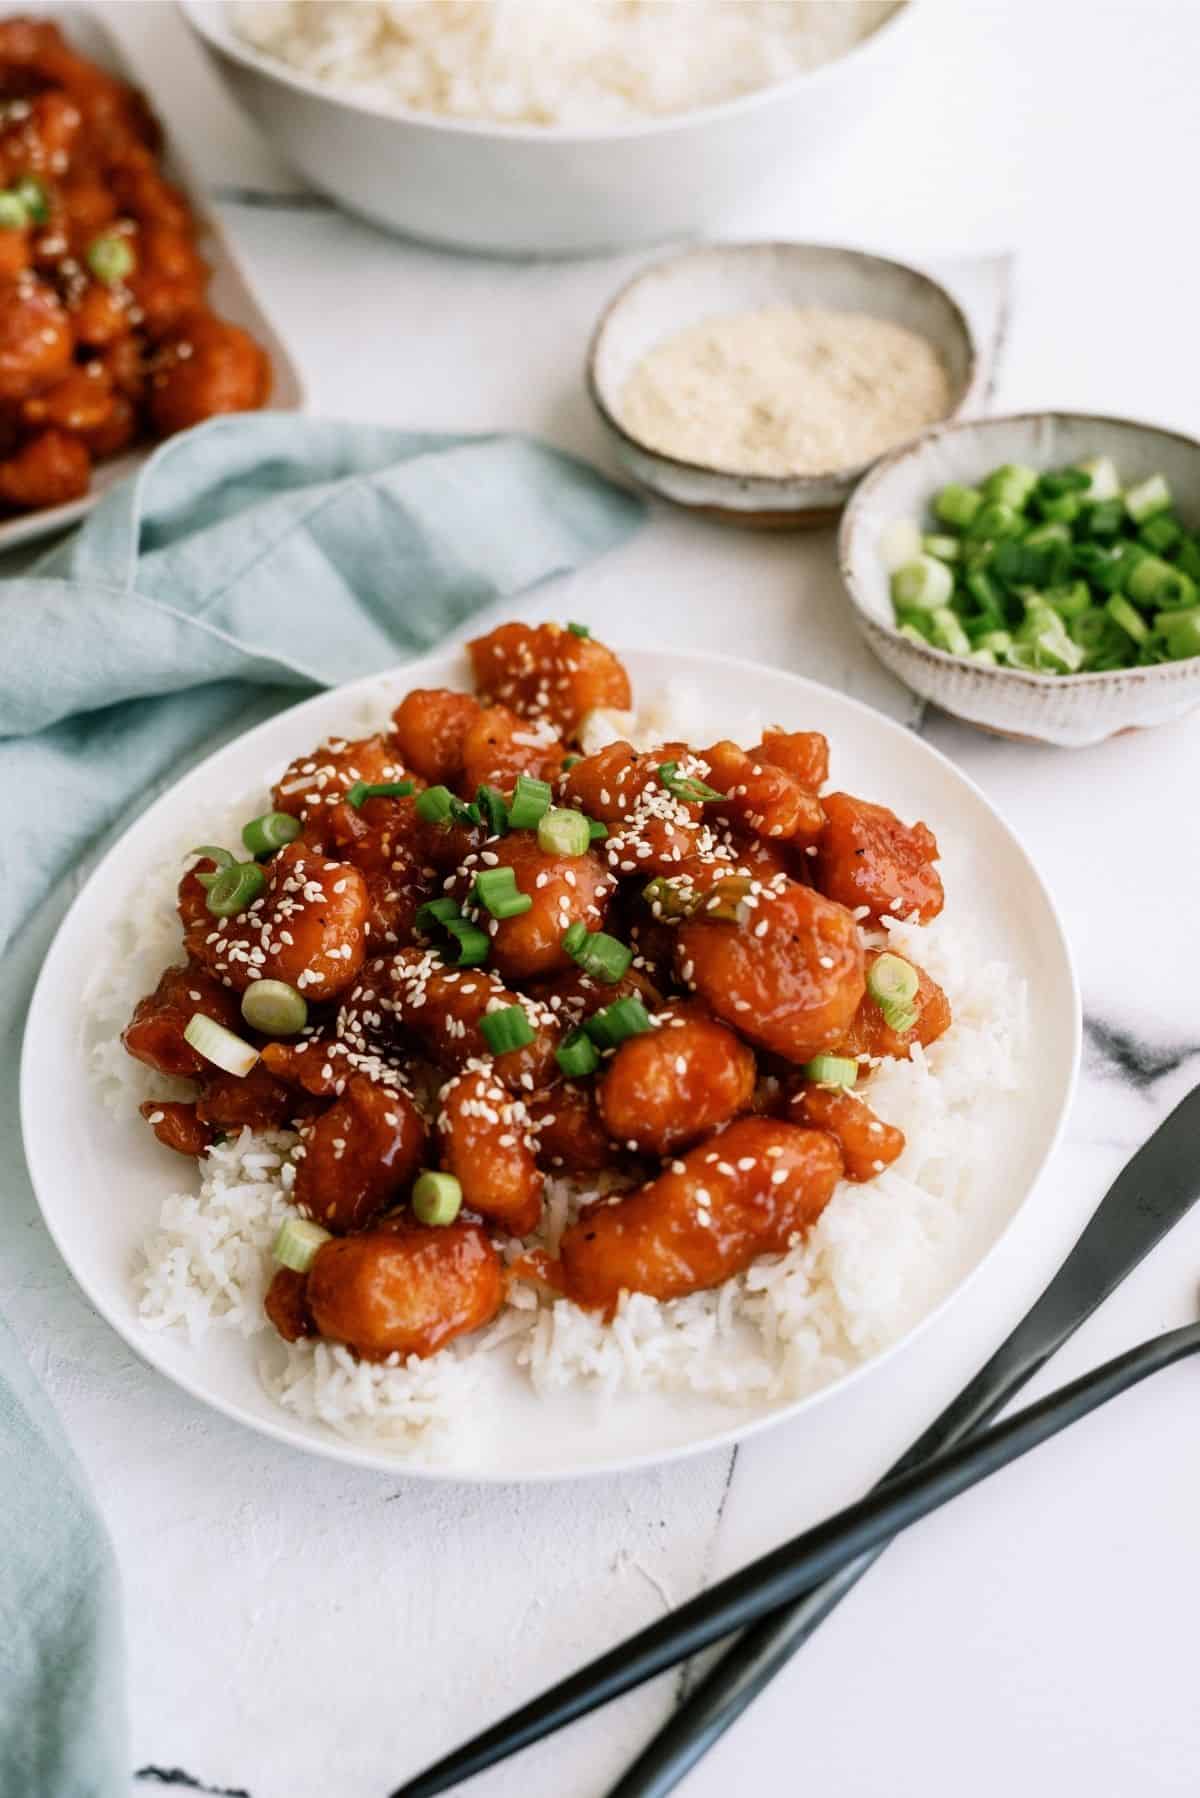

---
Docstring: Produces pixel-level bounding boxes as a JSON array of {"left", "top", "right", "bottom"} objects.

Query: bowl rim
[
  {"left": 585, "top": 238, "right": 979, "bottom": 491},
  {"left": 179, "top": 0, "right": 916, "bottom": 146},
  {"left": 839, "top": 407, "right": 1200, "bottom": 689}
]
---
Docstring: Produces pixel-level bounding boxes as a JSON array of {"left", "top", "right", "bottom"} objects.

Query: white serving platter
[
  {"left": 21, "top": 645, "right": 1079, "bottom": 1482},
  {"left": 0, "top": 3, "right": 304, "bottom": 555}
]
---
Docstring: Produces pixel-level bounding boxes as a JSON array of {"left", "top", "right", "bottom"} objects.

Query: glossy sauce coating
[
  {"left": 788, "top": 1083, "right": 905, "bottom": 1182},
  {"left": 834, "top": 948, "right": 953, "bottom": 1062},
  {"left": 293, "top": 1076, "right": 426, "bottom": 1234},
  {"left": 469, "top": 621, "right": 631, "bottom": 737},
  {"left": 437, "top": 1066, "right": 542, "bottom": 1236},
  {"left": 527, "top": 1083, "right": 614, "bottom": 1175},
  {"left": 307, "top": 1219, "right": 503, "bottom": 1361},
  {"left": 677, "top": 877, "right": 865, "bottom": 1064},
  {"left": 703, "top": 739, "right": 826, "bottom": 846},
  {"left": 452, "top": 832, "right": 613, "bottom": 983},
  {"left": 123, "top": 959, "right": 240, "bottom": 1077},
  {"left": 561, "top": 741, "right": 705, "bottom": 876},
  {"left": 264, "top": 1266, "right": 314, "bottom": 1342},
  {"left": 391, "top": 687, "right": 481, "bottom": 786},
  {"left": 271, "top": 734, "right": 412, "bottom": 843},
  {"left": 558, "top": 1118, "right": 843, "bottom": 1309},
  {"left": 598, "top": 1001, "right": 756, "bottom": 1157},
  {"left": 459, "top": 702, "right": 565, "bottom": 795},
  {"left": 139, "top": 1098, "right": 213, "bottom": 1157},
  {"left": 815, "top": 792, "right": 944, "bottom": 924},
  {"left": 755, "top": 727, "right": 830, "bottom": 793}
]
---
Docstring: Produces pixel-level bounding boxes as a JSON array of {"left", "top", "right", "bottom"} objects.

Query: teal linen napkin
[{"left": 1, "top": 413, "right": 643, "bottom": 1795}]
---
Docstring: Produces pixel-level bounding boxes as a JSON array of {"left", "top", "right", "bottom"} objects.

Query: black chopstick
[{"left": 388, "top": 1317, "right": 1200, "bottom": 1798}]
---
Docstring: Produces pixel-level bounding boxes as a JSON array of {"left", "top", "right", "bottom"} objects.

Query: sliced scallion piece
[
  {"left": 183, "top": 1013, "right": 260, "bottom": 1078},
  {"left": 890, "top": 555, "right": 953, "bottom": 613},
  {"left": 203, "top": 861, "right": 267, "bottom": 917},
  {"left": 588, "top": 819, "right": 608, "bottom": 842},
  {"left": 803, "top": 1054, "right": 859, "bottom": 1088},
  {"left": 584, "top": 995, "right": 653, "bottom": 1050},
  {"left": 657, "top": 761, "right": 724, "bottom": 805},
  {"left": 507, "top": 774, "right": 553, "bottom": 830},
  {"left": 1106, "top": 593, "right": 1149, "bottom": 645},
  {"left": 473, "top": 866, "right": 532, "bottom": 920},
  {"left": 563, "top": 926, "right": 632, "bottom": 984},
  {"left": 567, "top": 621, "right": 591, "bottom": 638},
  {"left": 933, "top": 483, "right": 983, "bottom": 530},
  {"left": 867, "top": 953, "right": 919, "bottom": 1034},
  {"left": 556, "top": 1029, "right": 600, "bottom": 1079},
  {"left": 241, "top": 980, "right": 308, "bottom": 1037},
  {"left": 1124, "top": 473, "right": 1171, "bottom": 524},
  {"left": 241, "top": 810, "right": 302, "bottom": 857},
  {"left": 476, "top": 785, "right": 509, "bottom": 837},
  {"left": 415, "top": 896, "right": 461, "bottom": 935},
  {"left": 982, "top": 463, "right": 1038, "bottom": 509},
  {"left": 415, "top": 785, "right": 455, "bottom": 824},
  {"left": 344, "top": 779, "right": 414, "bottom": 809},
  {"left": 412, "top": 1171, "right": 462, "bottom": 1227},
  {"left": 441, "top": 916, "right": 490, "bottom": 967},
  {"left": 480, "top": 1004, "right": 535, "bottom": 1055},
  {"left": 878, "top": 518, "right": 924, "bottom": 571},
  {"left": 86, "top": 231, "right": 135, "bottom": 285},
  {"left": 12, "top": 175, "right": 48, "bottom": 223},
  {"left": 538, "top": 806, "right": 590, "bottom": 858},
  {"left": 273, "top": 1216, "right": 330, "bottom": 1273},
  {"left": 0, "top": 191, "right": 28, "bottom": 229},
  {"left": 1077, "top": 455, "right": 1120, "bottom": 501},
  {"left": 191, "top": 845, "right": 236, "bottom": 881},
  {"left": 1158, "top": 607, "right": 1200, "bottom": 660}
]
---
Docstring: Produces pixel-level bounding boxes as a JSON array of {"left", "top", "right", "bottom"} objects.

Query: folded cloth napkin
[{"left": 0, "top": 414, "right": 643, "bottom": 1795}]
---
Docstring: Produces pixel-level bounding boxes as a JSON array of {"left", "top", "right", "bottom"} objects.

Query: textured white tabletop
[{"left": 25, "top": 4, "right": 1200, "bottom": 1794}]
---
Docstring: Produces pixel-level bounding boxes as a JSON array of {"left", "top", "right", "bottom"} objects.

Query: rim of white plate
[{"left": 21, "top": 645, "right": 1081, "bottom": 1483}]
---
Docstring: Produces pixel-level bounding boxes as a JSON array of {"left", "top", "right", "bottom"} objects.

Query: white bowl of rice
[{"left": 179, "top": 0, "right": 920, "bottom": 256}]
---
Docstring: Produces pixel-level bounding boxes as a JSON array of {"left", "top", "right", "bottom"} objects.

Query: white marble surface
[{"left": 20, "top": 3, "right": 1200, "bottom": 1794}]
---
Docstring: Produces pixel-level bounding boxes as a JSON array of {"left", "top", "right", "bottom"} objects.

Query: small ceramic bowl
[
  {"left": 840, "top": 411, "right": 1200, "bottom": 746},
  {"left": 587, "top": 241, "right": 982, "bottom": 528}
]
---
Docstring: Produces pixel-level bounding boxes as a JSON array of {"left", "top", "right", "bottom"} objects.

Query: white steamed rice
[
  {"left": 86, "top": 679, "right": 1027, "bottom": 1464},
  {"left": 230, "top": 1, "right": 898, "bottom": 130}
]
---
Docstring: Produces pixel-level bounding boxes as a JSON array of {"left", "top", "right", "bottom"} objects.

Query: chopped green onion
[
  {"left": 1124, "top": 473, "right": 1171, "bottom": 524},
  {"left": 416, "top": 785, "right": 455, "bottom": 824},
  {"left": 86, "top": 232, "right": 135, "bottom": 285},
  {"left": 190, "top": 845, "right": 236, "bottom": 875},
  {"left": 657, "top": 761, "right": 725, "bottom": 805},
  {"left": 1080, "top": 497, "right": 1125, "bottom": 540},
  {"left": 345, "top": 780, "right": 414, "bottom": 809},
  {"left": 272, "top": 1216, "right": 331, "bottom": 1273},
  {"left": 1035, "top": 492, "right": 1081, "bottom": 525},
  {"left": 1125, "top": 554, "right": 1196, "bottom": 610},
  {"left": 556, "top": 1029, "right": 600, "bottom": 1079},
  {"left": 891, "top": 556, "right": 953, "bottom": 613},
  {"left": 968, "top": 500, "right": 1024, "bottom": 540},
  {"left": 803, "top": 1054, "right": 859, "bottom": 1088},
  {"left": 202, "top": 861, "right": 267, "bottom": 917},
  {"left": 1106, "top": 593, "right": 1149, "bottom": 645},
  {"left": 879, "top": 518, "right": 924, "bottom": 570},
  {"left": 241, "top": 810, "right": 302, "bottom": 857},
  {"left": 922, "top": 533, "right": 961, "bottom": 563},
  {"left": 1047, "top": 581, "right": 1091, "bottom": 620},
  {"left": 12, "top": 176, "right": 48, "bottom": 223},
  {"left": 563, "top": 926, "right": 632, "bottom": 984},
  {"left": 584, "top": 995, "right": 654, "bottom": 1050},
  {"left": 415, "top": 896, "right": 461, "bottom": 934},
  {"left": 933, "top": 484, "right": 983, "bottom": 530},
  {"left": 642, "top": 876, "right": 698, "bottom": 920},
  {"left": 561, "top": 754, "right": 581, "bottom": 771},
  {"left": 476, "top": 785, "right": 509, "bottom": 837},
  {"left": 898, "top": 622, "right": 930, "bottom": 647},
  {"left": 1157, "top": 608, "right": 1200, "bottom": 661},
  {"left": 538, "top": 806, "right": 590, "bottom": 858},
  {"left": 970, "top": 648, "right": 998, "bottom": 666},
  {"left": 412, "top": 1171, "right": 462, "bottom": 1227},
  {"left": 1037, "top": 468, "right": 1091, "bottom": 499},
  {"left": 973, "top": 629, "right": 1013, "bottom": 655},
  {"left": 480, "top": 1004, "right": 535, "bottom": 1055},
  {"left": 0, "top": 191, "right": 28, "bottom": 229},
  {"left": 867, "top": 953, "right": 920, "bottom": 1033},
  {"left": 1077, "top": 455, "right": 1120, "bottom": 501},
  {"left": 183, "top": 1013, "right": 260, "bottom": 1077},
  {"left": 567, "top": 621, "right": 591, "bottom": 638},
  {"left": 441, "top": 916, "right": 490, "bottom": 967},
  {"left": 929, "top": 607, "right": 970, "bottom": 657},
  {"left": 588, "top": 818, "right": 608, "bottom": 841},
  {"left": 240, "top": 980, "right": 308, "bottom": 1037},
  {"left": 473, "top": 866, "right": 532, "bottom": 920},
  {"left": 507, "top": 774, "right": 553, "bottom": 830},
  {"left": 1138, "top": 513, "right": 1182, "bottom": 555},
  {"left": 982, "top": 464, "right": 1038, "bottom": 510}
]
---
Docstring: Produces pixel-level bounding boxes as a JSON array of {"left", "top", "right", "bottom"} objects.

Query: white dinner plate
[
  {"left": 21, "top": 646, "right": 1080, "bottom": 1481},
  {"left": 0, "top": 4, "right": 305, "bottom": 555}
]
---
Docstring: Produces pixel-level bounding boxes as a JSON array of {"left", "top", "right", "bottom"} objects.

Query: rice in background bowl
[{"left": 181, "top": 0, "right": 920, "bottom": 254}]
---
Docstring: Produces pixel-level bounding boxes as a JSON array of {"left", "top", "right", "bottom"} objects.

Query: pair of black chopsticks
[{"left": 393, "top": 1082, "right": 1200, "bottom": 1798}]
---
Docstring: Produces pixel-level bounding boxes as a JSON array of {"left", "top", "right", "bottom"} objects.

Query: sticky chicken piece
[
  {"left": 788, "top": 1084, "right": 905, "bottom": 1182},
  {"left": 677, "top": 877, "right": 864, "bottom": 1065},
  {"left": 834, "top": 948, "right": 953, "bottom": 1062},
  {"left": 78, "top": 389, "right": 137, "bottom": 458},
  {"left": 561, "top": 741, "right": 705, "bottom": 876},
  {"left": 527, "top": 1083, "right": 614, "bottom": 1175},
  {"left": 559, "top": 1119, "right": 843, "bottom": 1309},
  {"left": 815, "top": 792, "right": 944, "bottom": 924},
  {"left": 468, "top": 621, "right": 631, "bottom": 739},
  {"left": 128, "top": 223, "right": 207, "bottom": 334},
  {"left": 69, "top": 281, "right": 132, "bottom": 349},
  {"left": 390, "top": 688, "right": 483, "bottom": 786},
  {"left": 702, "top": 739, "right": 825, "bottom": 847},
  {"left": 527, "top": 962, "right": 663, "bottom": 1034},
  {"left": 21, "top": 363, "right": 115, "bottom": 432},
  {"left": 754, "top": 728, "right": 830, "bottom": 793},
  {"left": 324, "top": 793, "right": 434, "bottom": 947},
  {"left": 344, "top": 950, "right": 560, "bottom": 1094},
  {"left": 264, "top": 1266, "right": 315, "bottom": 1342},
  {"left": 292, "top": 1076, "right": 426, "bottom": 1234},
  {"left": 437, "top": 1067, "right": 542, "bottom": 1236},
  {"left": 259, "top": 1036, "right": 343, "bottom": 1098},
  {"left": 598, "top": 1002, "right": 756, "bottom": 1157},
  {"left": 195, "top": 1062, "right": 297, "bottom": 1134},
  {"left": 123, "top": 960, "right": 241, "bottom": 1077},
  {"left": 271, "top": 733, "right": 415, "bottom": 842},
  {"left": 139, "top": 1099, "right": 214, "bottom": 1158},
  {"left": 0, "top": 427, "right": 89, "bottom": 509},
  {"left": 146, "top": 309, "right": 270, "bottom": 437},
  {"left": 0, "top": 227, "right": 29, "bottom": 278},
  {"left": 0, "top": 88, "right": 80, "bottom": 184},
  {"left": 180, "top": 843, "right": 369, "bottom": 1001},
  {"left": 307, "top": 1218, "right": 504, "bottom": 1360},
  {"left": 459, "top": 702, "right": 566, "bottom": 795},
  {"left": 452, "top": 833, "right": 613, "bottom": 982},
  {"left": 0, "top": 275, "right": 71, "bottom": 400}
]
